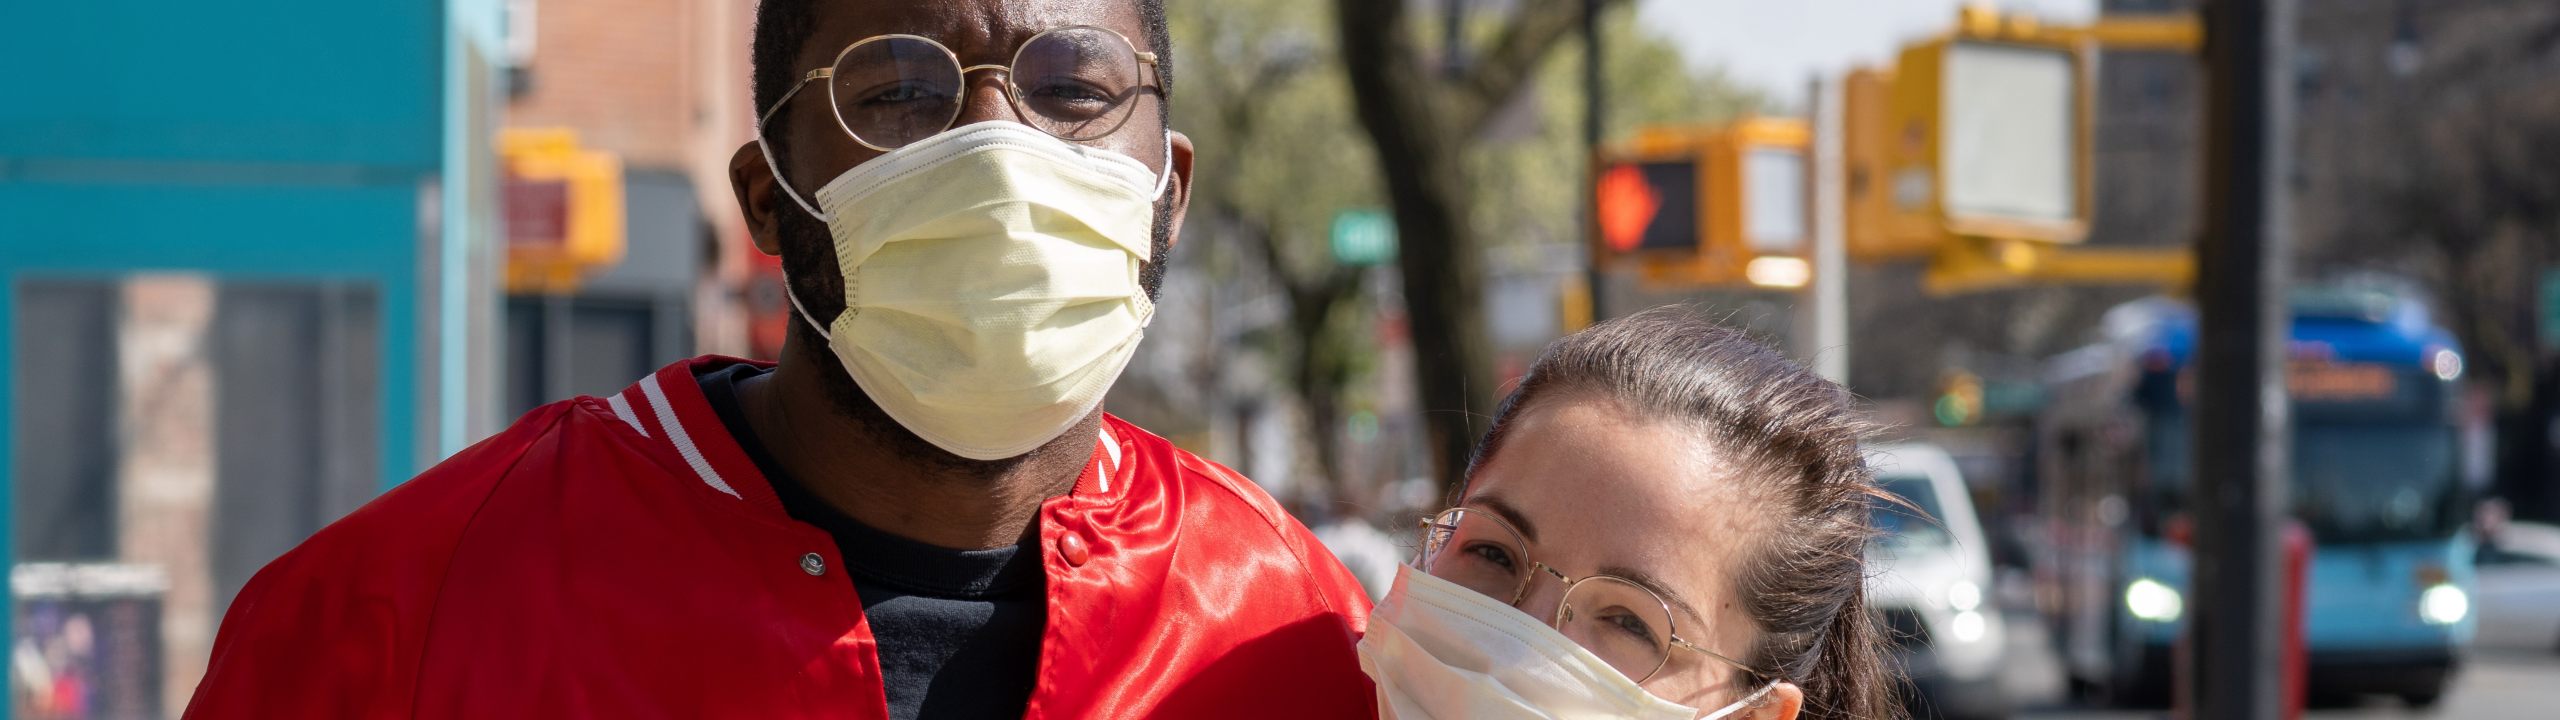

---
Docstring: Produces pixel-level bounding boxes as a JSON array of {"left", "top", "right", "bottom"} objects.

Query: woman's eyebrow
[
  {"left": 1464, "top": 494, "right": 1540, "bottom": 542},
  {"left": 1602, "top": 564, "right": 1712, "bottom": 626}
]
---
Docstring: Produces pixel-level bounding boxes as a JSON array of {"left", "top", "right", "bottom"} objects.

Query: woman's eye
[
  {"left": 1605, "top": 611, "right": 1659, "bottom": 644},
  {"left": 1464, "top": 543, "right": 1517, "bottom": 570}
]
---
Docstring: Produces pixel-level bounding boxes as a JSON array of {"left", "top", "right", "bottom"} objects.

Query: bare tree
[
  {"left": 2319, "top": 1, "right": 2560, "bottom": 517},
  {"left": 1173, "top": 0, "right": 1382, "bottom": 509}
]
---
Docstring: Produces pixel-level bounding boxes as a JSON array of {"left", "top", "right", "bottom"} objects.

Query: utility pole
[
  {"left": 1442, "top": 0, "right": 1465, "bottom": 75},
  {"left": 1582, "top": 0, "right": 1609, "bottom": 324},
  {"left": 2190, "top": 0, "right": 2294, "bottom": 716},
  {"left": 1805, "top": 75, "right": 1849, "bottom": 385}
]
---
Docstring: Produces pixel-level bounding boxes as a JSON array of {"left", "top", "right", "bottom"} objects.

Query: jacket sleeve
[
  {"left": 183, "top": 405, "right": 566, "bottom": 719},
  {"left": 1282, "top": 518, "right": 1374, "bottom": 635}
]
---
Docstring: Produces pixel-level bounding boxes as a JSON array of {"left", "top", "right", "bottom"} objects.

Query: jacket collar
[{"left": 604, "top": 357, "right": 1131, "bottom": 521}]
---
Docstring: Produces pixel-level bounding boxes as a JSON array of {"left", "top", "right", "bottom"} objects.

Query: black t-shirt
[{"left": 698, "top": 364, "right": 1045, "bottom": 720}]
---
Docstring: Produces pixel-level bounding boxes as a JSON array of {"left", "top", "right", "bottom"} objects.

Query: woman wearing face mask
[{"left": 1360, "top": 306, "right": 1900, "bottom": 720}]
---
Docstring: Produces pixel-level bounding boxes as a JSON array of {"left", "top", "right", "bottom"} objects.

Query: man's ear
[
  {"left": 729, "top": 142, "right": 786, "bottom": 257},
  {"left": 1163, "top": 129, "right": 1194, "bottom": 249},
  {"left": 1748, "top": 682, "right": 1803, "bottom": 720}
]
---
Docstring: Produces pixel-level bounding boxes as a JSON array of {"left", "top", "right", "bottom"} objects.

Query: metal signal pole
[
  {"left": 2190, "top": 0, "right": 2295, "bottom": 716},
  {"left": 1582, "top": 0, "right": 1609, "bottom": 324}
]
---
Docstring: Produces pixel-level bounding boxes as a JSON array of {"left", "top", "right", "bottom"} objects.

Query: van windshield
[{"left": 1872, "top": 474, "right": 1951, "bottom": 549}]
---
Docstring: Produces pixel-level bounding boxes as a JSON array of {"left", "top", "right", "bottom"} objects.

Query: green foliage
[
  {"left": 1169, "top": 0, "right": 1383, "bottom": 283},
  {"left": 1463, "top": 10, "right": 1764, "bottom": 257},
  {"left": 1168, "top": 1, "right": 1766, "bottom": 453},
  {"left": 1175, "top": 1, "right": 1762, "bottom": 290}
]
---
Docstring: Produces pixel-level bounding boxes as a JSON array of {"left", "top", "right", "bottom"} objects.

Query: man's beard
[{"left": 771, "top": 189, "right": 1173, "bottom": 476}]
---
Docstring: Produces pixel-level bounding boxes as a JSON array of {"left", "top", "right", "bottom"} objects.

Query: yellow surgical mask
[{"left": 764, "top": 121, "right": 1169, "bottom": 460}]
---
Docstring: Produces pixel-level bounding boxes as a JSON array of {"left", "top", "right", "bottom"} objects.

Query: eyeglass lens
[
  {"left": 1419, "top": 508, "right": 1682, "bottom": 681},
  {"left": 828, "top": 27, "right": 1150, "bottom": 150}
]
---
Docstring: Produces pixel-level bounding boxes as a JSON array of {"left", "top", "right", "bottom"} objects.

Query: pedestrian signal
[
  {"left": 1593, "top": 121, "right": 1810, "bottom": 290},
  {"left": 500, "top": 128, "right": 625, "bottom": 294},
  {"left": 1595, "top": 161, "right": 1695, "bottom": 255},
  {"left": 1846, "top": 11, "right": 2094, "bottom": 261}
]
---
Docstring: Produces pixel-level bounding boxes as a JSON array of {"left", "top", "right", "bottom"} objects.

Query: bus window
[
  {"left": 2294, "top": 424, "right": 2459, "bottom": 541},
  {"left": 2143, "top": 412, "right": 2460, "bottom": 541}
]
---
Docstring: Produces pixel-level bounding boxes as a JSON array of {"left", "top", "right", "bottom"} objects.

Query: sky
[{"left": 1635, "top": 0, "right": 2099, "bottom": 106}]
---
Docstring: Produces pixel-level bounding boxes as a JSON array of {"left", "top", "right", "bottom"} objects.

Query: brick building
[{"left": 498, "top": 0, "right": 769, "bottom": 413}]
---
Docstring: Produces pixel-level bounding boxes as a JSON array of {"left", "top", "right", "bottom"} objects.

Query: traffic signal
[
  {"left": 500, "top": 128, "right": 625, "bottom": 294},
  {"left": 1592, "top": 120, "right": 1811, "bottom": 290},
  {"left": 1593, "top": 126, "right": 1708, "bottom": 280},
  {"left": 1707, "top": 119, "right": 1813, "bottom": 289},
  {"left": 1845, "top": 6, "right": 2114, "bottom": 263},
  {"left": 1843, "top": 6, "right": 2202, "bottom": 295},
  {"left": 1935, "top": 370, "right": 1985, "bottom": 427}
]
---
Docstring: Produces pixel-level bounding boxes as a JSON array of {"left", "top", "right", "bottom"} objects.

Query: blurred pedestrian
[
  {"left": 1361, "top": 306, "right": 1902, "bottom": 720},
  {"left": 183, "top": 1, "right": 1373, "bottom": 718}
]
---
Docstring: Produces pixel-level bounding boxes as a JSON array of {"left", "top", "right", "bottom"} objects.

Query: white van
[{"left": 1867, "top": 442, "right": 2009, "bottom": 720}]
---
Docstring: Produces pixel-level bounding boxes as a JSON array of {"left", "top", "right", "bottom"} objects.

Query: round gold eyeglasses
[
  {"left": 1416, "top": 507, "right": 1767, "bottom": 687},
  {"left": 758, "top": 25, "right": 1163, "bottom": 152}
]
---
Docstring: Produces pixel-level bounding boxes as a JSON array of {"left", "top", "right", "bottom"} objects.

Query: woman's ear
[{"left": 1745, "top": 682, "right": 1802, "bottom": 720}]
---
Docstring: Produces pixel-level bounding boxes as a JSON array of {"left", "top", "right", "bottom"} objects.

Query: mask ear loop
[
  {"left": 757, "top": 136, "right": 832, "bottom": 223},
  {"left": 1150, "top": 130, "right": 1176, "bottom": 201},
  {"left": 781, "top": 271, "right": 837, "bottom": 344},
  {"left": 1698, "top": 682, "right": 1776, "bottom": 720},
  {"left": 754, "top": 76, "right": 834, "bottom": 224}
]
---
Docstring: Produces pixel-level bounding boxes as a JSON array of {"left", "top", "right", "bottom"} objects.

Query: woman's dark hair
[{"left": 1468, "top": 305, "right": 1899, "bottom": 720}]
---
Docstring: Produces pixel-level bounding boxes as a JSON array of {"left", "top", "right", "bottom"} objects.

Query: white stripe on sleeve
[{"left": 606, "top": 392, "right": 649, "bottom": 438}]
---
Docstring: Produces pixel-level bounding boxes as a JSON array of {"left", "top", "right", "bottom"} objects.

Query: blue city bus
[{"left": 2034, "top": 287, "right": 2475, "bottom": 707}]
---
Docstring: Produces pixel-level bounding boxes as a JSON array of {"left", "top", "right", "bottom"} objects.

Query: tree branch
[{"left": 1453, "top": 0, "right": 1631, "bottom": 135}]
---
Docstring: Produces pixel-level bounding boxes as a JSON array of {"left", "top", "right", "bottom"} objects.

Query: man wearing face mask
[{"left": 183, "top": 2, "right": 1376, "bottom": 718}]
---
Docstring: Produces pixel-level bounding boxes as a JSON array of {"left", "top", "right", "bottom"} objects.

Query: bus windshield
[{"left": 2148, "top": 414, "right": 2460, "bottom": 542}]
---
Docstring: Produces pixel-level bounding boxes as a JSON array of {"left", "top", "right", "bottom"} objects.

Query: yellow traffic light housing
[
  {"left": 1876, "top": 29, "right": 2093, "bottom": 248},
  {"left": 1844, "top": 6, "right": 2203, "bottom": 295},
  {"left": 500, "top": 128, "right": 625, "bottom": 294},
  {"left": 1594, "top": 120, "right": 1811, "bottom": 291},
  {"left": 1707, "top": 119, "right": 1812, "bottom": 290}
]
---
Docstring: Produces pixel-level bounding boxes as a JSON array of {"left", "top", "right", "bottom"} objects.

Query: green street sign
[
  {"left": 2542, "top": 269, "right": 2560, "bottom": 350},
  {"left": 1330, "top": 209, "right": 1398, "bottom": 267}
]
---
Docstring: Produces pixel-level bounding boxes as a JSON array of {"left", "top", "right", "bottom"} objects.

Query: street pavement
[{"left": 2001, "top": 606, "right": 2560, "bottom": 719}]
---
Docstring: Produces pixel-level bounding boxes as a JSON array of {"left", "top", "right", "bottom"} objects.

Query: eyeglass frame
[
  {"left": 1416, "top": 507, "right": 1771, "bottom": 686},
  {"left": 756, "top": 24, "right": 1165, "bottom": 153}
]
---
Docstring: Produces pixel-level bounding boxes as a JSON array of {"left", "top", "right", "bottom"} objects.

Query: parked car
[
  {"left": 1867, "top": 443, "right": 2010, "bottom": 720},
  {"left": 2474, "top": 520, "right": 2560, "bottom": 655}
]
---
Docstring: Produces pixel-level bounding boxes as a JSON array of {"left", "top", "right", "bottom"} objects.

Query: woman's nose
[{"left": 1516, "top": 576, "right": 1568, "bottom": 626}]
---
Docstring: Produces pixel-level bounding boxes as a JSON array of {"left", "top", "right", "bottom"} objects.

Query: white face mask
[
  {"left": 759, "top": 121, "right": 1172, "bottom": 460},
  {"left": 1359, "top": 565, "right": 1775, "bottom": 720}
]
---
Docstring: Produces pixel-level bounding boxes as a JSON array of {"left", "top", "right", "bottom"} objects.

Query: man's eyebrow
[
  {"left": 1601, "top": 564, "right": 1713, "bottom": 628},
  {"left": 1462, "top": 494, "right": 1539, "bottom": 543}
]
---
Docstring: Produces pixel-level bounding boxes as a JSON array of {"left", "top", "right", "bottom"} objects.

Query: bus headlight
[
  {"left": 2126, "top": 578, "right": 2183, "bottom": 623},
  {"left": 2420, "top": 584, "right": 2469, "bottom": 625}
]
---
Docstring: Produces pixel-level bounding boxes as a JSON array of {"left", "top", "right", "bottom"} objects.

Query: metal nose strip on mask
[{"left": 758, "top": 125, "right": 1174, "bottom": 223}]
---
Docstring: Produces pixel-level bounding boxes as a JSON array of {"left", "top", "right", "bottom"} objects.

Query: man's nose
[{"left": 953, "top": 69, "right": 1017, "bottom": 128}]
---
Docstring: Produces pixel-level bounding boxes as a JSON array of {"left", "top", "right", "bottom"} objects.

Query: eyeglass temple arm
[
  {"left": 757, "top": 69, "right": 834, "bottom": 130},
  {"left": 1672, "top": 636, "right": 1769, "bottom": 680}
]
